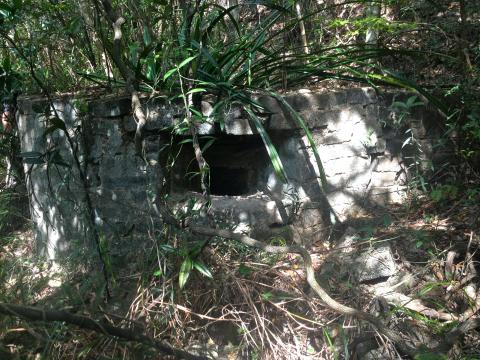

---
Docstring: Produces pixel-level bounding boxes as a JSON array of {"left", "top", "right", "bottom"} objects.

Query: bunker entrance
[
  {"left": 209, "top": 166, "right": 249, "bottom": 196},
  {"left": 170, "top": 134, "right": 275, "bottom": 196}
]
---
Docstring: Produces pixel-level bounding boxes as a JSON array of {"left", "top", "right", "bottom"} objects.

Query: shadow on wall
[
  {"left": 272, "top": 90, "right": 449, "bottom": 219},
  {"left": 18, "top": 97, "right": 91, "bottom": 261},
  {"left": 15, "top": 88, "right": 449, "bottom": 260}
]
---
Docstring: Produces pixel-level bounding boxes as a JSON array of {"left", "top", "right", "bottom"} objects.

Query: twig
[
  {"left": 462, "top": 231, "right": 474, "bottom": 276},
  {"left": 445, "top": 273, "right": 476, "bottom": 301}
]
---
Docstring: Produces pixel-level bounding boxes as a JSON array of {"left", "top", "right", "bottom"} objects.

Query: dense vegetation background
[{"left": 0, "top": 1, "right": 479, "bottom": 359}]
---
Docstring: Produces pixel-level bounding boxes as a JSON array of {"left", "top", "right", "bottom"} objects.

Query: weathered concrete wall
[
  {"left": 17, "top": 88, "right": 446, "bottom": 259},
  {"left": 17, "top": 98, "right": 88, "bottom": 259}
]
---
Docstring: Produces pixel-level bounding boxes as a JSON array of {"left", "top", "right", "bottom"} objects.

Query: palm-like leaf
[{"left": 156, "top": 1, "right": 445, "bottom": 192}]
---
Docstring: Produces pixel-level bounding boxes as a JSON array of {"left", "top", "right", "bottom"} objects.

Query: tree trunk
[
  {"left": 295, "top": 1, "right": 310, "bottom": 54},
  {"left": 365, "top": 2, "right": 381, "bottom": 46}
]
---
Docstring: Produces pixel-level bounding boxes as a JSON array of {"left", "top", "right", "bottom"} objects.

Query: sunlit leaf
[
  {"left": 201, "top": 138, "right": 216, "bottom": 153},
  {"left": 186, "top": 88, "right": 206, "bottom": 95},
  {"left": 178, "top": 56, "right": 197, "bottom": 70},
  {"left": 178, "top": 138, "right": 193, "bottom": 145},
  {"left": 143, "top": 26, "right": 152, "bottom": 46},
  {"left": 402, "top": 137, "right": 412, "bottom": 148},
  {"left": 179, "top": 257, "right": 193, "bottom": 289},
  {"left": 158, "top": 244, "right": 177, "bottom": 254},
  {"left": 245, "top": 107, "right": 288, "bottom": 183},
  {"left": 261, "top": 292, "right": 274, "bottom": 301},
  {"left": 146, "top": 60, "right": 155, "bottom": 81},
  {"left": 193, "top": 260, "right": 213, "bottom": 278},
  {"left": 153, "top": 269, "right": 162, "bottom": 277}
]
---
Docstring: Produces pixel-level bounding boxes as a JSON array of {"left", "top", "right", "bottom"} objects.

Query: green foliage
[
  {"left": 408, "top": 229, "right": 432, "bottom": 249},
  {"left": 430, "top": 184, "right": 459, "bottom": 203},
  {"left": 245, "top": 106, "right": 288, "bottom": 183},
  {"left": 176, "top": 250, "right": 214, "bottom": 289},
  {"left": 328, "top": 15, "right": 416, "bottom": 37},
  {"left": 156, "top": 1, "right": 436, "bottom": 192},
  {"left": 393, "top": 306, "right": 452, "bottom": 335},
  {"left": 391, "top": 95, "right": 424, "bottom": 127},
  {"left": 416, "top": 281, "right": 450, "bottom": 297},
  {"left": 322, "top": 327, "right": 339, "bottom": 360},
  {"left": 414, "top": 352, "right": 448, "bottom": 360},
  {"left": 237, "top": 263, "right": 253, "bottom": 277},
  {"left": 178, "top": 256, "right": 193, "bottom": 289}
]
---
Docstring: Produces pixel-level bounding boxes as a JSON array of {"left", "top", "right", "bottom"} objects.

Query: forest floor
[{"left": 0, "top": 185, "right": 480, "bottom": 359}]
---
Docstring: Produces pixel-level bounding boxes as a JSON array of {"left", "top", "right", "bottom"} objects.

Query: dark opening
[
  {"left": 169, "top": 134, "right": 274, "bottom": 196},
  {"left": 209, "top": 166, "right": 250, "bottom": 196}
]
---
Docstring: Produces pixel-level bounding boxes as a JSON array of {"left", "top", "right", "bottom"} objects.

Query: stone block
[
  {"left": 298, "top": 109, "right": 329, "bottom": 129},
  {"left": 346, "top": 88, "right": 376, "bottom": 106},
  {"left": 369, "top": 186, "right": 407, "bottom": 204},
  {"left": 101, "top": 175, "right": 147, "bottom": 188},
  {"left": 284, "top": 93, "right": 310, "bottom": 111},
  {"left": 354, "top": 245, "right": 396, "bottom": 282},
  {"left": 225, "top": 117, "right": 254, "bottom": 135},
  {"left": 195, "top": 121, "right": 216, "bottom": 135},
  {"left": 321, "top": 109, "right": 345, "bottom": 127},
  {"left": 326, "top": 191, "right": 355, "bottom": 207},
  {"left": 310, "top": 93, "right": 336, "bottom": 110},
  {"left": 317, "top": 91, "right": 347, "bottom": 109},
  {"left": 121, "top": 106, "right": 183, "bottom": 132},
  {"left": 320, "top": 106, "right": 366, "bottom": 144},
  {"left": 372, "top": 156, "right": 403, "bottom": 172},
  {"left": 18, "top": 98, "right": 49, "bottom": 115},
  {"left": 323, "top": 156, "right": 371, "bottom": 176},
  {"left": 268, "top": 112, "right": 296, "bottom": 130},
  {"left": 257, "top": 95, "right": 282, "bottom": 114},
  {"left": 314, "top": 142, "right": 360, "bottom": 161},
  {"left": 89, "top": 96, "right": 131, "bottom": 117},
  {"left": 344, "top": 171, "right": 374, "bottom": 189},
  {"left": 17, "top": 89, "right": 447, "bottom": 259},
  {"left": 370, "top": 171, "right": 405, "bottom": 187}
]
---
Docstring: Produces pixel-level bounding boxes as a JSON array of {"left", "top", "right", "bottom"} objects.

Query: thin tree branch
[{"left": 96, "top": 0, "right": 148, "bottom": 156}]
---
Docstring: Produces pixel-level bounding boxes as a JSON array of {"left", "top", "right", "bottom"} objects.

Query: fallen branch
[
  {"left": 379, "top": 292, "right": 458, "bottom": 321},
  {"left": 379, "top": 289, "right": 480, "bottom": 323},
  {"left": 0, "top": 303, "right": 206, "bottom": 360},
  {"left": 435, "top": 317, "right": 480, "bottom": 354}
]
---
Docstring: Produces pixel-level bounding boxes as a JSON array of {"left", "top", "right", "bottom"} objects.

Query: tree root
[
  {"left": 189, "top": 225, "right": 480, "bottom": 357},
  {"left": 189, "top": 225, "right": 418, "bottom": 357},
  {"left": 0, "top": 303, "right": 206, "bottom": 360}
]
